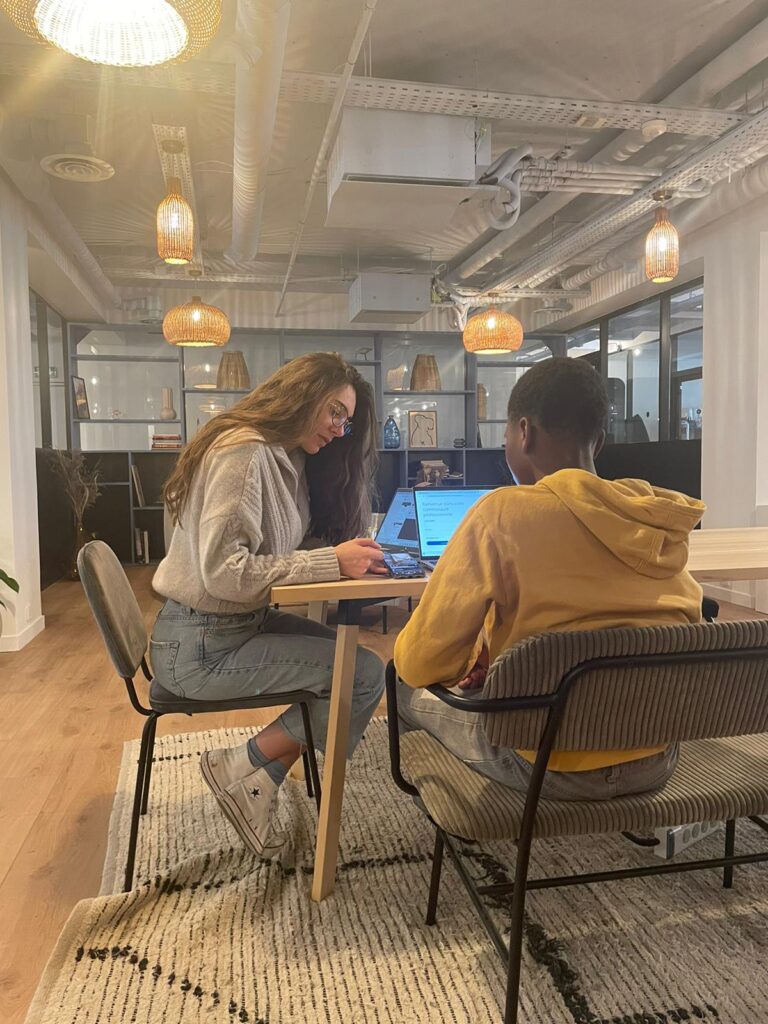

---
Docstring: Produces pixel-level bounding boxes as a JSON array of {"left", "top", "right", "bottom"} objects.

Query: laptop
[
  {"left": 414, "top": 486, "right": 495, "bottom": 568},
  {"left": 375, "top": 488, "right": 420, "bottom": 554}
]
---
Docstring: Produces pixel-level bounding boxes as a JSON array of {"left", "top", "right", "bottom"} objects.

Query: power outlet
[{"left": 653, "top": 821, "right": 722, "bottom": 859}]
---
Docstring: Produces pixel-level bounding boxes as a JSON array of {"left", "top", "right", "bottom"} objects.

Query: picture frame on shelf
[
  {"left": 408, "top": 409, "right": 438, "bottom": 448},
  {"left": 71, "top": 375, "right": 90, "bottom": 420}
]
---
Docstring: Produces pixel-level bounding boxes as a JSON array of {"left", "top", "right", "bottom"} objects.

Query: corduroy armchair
[{"left": 386, "top": 619, "right": 768, "bottom": 1023}]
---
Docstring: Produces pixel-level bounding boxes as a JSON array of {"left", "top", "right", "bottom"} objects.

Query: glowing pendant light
[
  {"left": 1, "top": 0, "right": 222, "bottom": 68},
  {"left": 463, "top": 307, "right": 524, "bottom": 354},
  {"left": 157, "top": 176, "right": 194, "bottom": 265},
  {"left": 162, "top": 296, "right": 230, "bottom": 348},
  {"left": 645, "top": 194, "right": 679, "bottom": 284}
]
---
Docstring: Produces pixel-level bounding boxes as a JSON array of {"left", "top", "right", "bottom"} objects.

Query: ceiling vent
[
  {"left": 41, "top": 150, "right": 114, "bottom": 183},
  {"left": 532, "top": 302, "right": 571, "bottom": 328},
  {"left": 327, "top": 108, "right": 491, "bottom": 231},
  {"left": 348, "top": 272, "right": 432, "bottom": 324},
  {"left": 123, "top": 296, "right": 164, "bottom": 324}
]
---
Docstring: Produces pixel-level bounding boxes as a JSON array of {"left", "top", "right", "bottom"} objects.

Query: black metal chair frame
[
  {"left": 122, "top": 656, "right": 323, "bottom": 893},
  {"left": 385, "top": 646, "right": 768, "bottom": 1024}
]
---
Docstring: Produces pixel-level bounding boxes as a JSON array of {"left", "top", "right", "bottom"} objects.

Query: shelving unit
[{"left": 67, "top": 323, "right": 551, "bottom": 562}]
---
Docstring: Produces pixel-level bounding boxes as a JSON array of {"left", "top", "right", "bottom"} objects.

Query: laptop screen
[
  {"left": 414, "top": 487, "right": 494, "bottom": 559},
  {"left": 375, "top": 489, "right": 420, "bottom": 552}
]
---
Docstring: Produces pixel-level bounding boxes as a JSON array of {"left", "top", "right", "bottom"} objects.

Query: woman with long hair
[{"left": 151, "top": 352, "right": 387, "bottom": 859}]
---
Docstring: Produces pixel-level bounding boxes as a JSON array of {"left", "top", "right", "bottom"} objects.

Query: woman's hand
[{"left": 334, "top": 538, "right": 388, "bottom": 578}]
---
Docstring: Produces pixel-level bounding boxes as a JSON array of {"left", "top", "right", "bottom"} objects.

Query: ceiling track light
[
  {"left": 463, "top": 307, "right": 524, "bottom": 354},
  {"left": 162, "top": 295, "right": 230, "bottom": 347},
  {"left": 645, "top": 190, "right": 680, "bottom": 284},
  {"left": 1, "top": 0, "right": 222, "bottom": 67}
]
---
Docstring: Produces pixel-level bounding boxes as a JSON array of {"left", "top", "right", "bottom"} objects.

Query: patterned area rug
[{"left": 25, "top": 722, "right": 768, "bottom": 1023}]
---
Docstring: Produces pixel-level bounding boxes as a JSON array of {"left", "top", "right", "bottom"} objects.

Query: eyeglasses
[{"left": 329, "top": 401, "right": 353, "bottom": 435}]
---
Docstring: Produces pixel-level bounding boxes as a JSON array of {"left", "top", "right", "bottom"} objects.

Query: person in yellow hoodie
[{"left": 394, "top": 357, "right": 705, "bottom": 800}]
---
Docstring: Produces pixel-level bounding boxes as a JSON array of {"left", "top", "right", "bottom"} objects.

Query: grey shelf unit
[{"left": 66, "top": 323, "right": 540, "bottom": 561}]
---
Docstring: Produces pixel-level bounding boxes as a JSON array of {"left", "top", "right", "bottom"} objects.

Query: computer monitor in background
[
  {"left": 414, "top": 487, "right": 494, "bottom": 562},
  {"left": 375, "top": 488, "right": 420, "bottom": 553}
]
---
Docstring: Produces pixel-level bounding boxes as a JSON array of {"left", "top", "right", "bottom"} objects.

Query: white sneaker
[{"left": 200, "top": 743, "right": 287, "bottom": 860}]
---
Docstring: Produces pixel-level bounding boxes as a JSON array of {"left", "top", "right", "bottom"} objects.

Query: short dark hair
[{"left": 507, "top": 357, "right": 608, "bottom": 443}]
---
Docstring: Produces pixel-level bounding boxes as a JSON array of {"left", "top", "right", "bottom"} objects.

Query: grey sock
[{"left": 247, "top": 738, "right": 288, "bottom": 787}]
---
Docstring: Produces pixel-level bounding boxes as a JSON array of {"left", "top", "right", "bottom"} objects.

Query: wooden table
[{"left": 272, "top": 526, "right": 768, "bottom": 901}]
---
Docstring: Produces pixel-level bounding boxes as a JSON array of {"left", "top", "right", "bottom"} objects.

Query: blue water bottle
[{"left": 383, "top": 415, "right": 401, "bottom": 449}]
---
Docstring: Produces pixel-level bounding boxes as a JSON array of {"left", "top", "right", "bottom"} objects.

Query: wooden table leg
[
  {"left": 307, "top": 600, "right": 329, "bottom": 625},
  {"left": 311, "top": 609, "right": 359, "bottom": 901}
]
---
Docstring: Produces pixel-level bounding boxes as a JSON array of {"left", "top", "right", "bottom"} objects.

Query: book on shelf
[
  {"left": 151, "top": 431, "right": 182, "bottom": 451},
  {"left": 142, "top": 530, "right": 150, "bottom": 565},
  {"left": 134, "top": 527, "right": 143, "bottom": 560},
  {"left": 130, "top": 464, "right": 145, "bottom": 506}
]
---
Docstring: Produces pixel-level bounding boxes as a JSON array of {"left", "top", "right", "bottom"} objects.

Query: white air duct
[{"left": 228, "top": 0, "right": 291, "bottom": 262}]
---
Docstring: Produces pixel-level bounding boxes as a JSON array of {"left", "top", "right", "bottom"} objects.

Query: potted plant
[
  {"left": 0, "top": 568, "right": 19, "bottom": 639},
  {"left": 47, "top": 450, "right": 101, "bottom": 580}
]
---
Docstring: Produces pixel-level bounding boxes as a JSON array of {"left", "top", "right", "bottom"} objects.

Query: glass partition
[
  {"left": 607, "top": 299, "right": 661, "bottom": 443},
  {"left": 671, "top": 284, "right": 703, "bottom": 440}
]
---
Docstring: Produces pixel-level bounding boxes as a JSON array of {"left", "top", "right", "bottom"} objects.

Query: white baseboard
[
  {"left": 701, "top": 583, "right": 754, "bottom": 609},
  {"left": 0, "top": 614, "right": 45, "bottom": 652}
]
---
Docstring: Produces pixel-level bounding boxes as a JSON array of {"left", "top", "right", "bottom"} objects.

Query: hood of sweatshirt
[{"left": 538, "top": 469, "right": 705, "bottom": 578}]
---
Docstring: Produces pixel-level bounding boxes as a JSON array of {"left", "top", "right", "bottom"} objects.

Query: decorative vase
[
  {"left": 409, "top": 354, "right": 441, "bottom": 391},
  {"left": 383, "top": 415, "right": 401, "bottom": 449},
  {"left": 159, "top": 387, "right": 177, "bottom": 421},
  {"left": 69, "top": 521, "right": 91, "bottom": 581},
  {"left": 476, "top": 383, "right": 488, "bottom": 421},
  {"left": 386, "top": 364, "right": 407, "bottom": 391},
  {"left": 216, "top": 351, "right": 251, "bottom": 390}
]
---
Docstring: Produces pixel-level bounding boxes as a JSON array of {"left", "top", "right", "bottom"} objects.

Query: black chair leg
[
  {"left": 300, "top": 702, "right": 322, "bottom": 812},
  {"left": 724, "top": 819, "right": 736, "bottom": 888},
  {"left": 139, "top": 713, "right": 159, "bottom": 815},
  {"left": 426, "top": 829, "right": 444, "bottom": 925},
  {"left": 382, "top": 604, "right": 388, "bottom": 634},
  {"left": 124, "top": 712, "right": 157, "bottom": 892},
  {"left": 301, "top": 750, "right": 314, "bottom": 799}
]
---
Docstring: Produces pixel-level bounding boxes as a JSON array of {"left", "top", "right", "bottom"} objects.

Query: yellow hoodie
[{"left": 393, "top": 469, "right": 705, "bottom": 772}]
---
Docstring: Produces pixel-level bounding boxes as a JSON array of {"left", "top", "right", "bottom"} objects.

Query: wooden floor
[
  {"left": 0, "top": 567, "right": 405, "bottom": 1024},
  {"left": 0, "top": 572, "right": 765, "bottom": 1024}
]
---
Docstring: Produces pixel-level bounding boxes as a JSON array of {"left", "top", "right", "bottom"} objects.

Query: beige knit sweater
[{"left": 153, "top": 430, "right": 340, "bottom": 613}]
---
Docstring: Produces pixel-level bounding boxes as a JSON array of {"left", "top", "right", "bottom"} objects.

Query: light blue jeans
[
  {"left": 397, "top": 681, "right": 679, "bottom": 801},
  {"left": 150, "top": 600, "right": 385, "bottom": 757}
]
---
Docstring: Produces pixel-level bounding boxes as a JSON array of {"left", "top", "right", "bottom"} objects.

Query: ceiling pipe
[
  {"left": 228, "top": 0, "right": 292, "bottom": 263},
  {"left": 275, "top": 0, "right": 378, "bottom": 316},
  {"left": 441, "top": 16, "right": 768, "bottom": 290},
  {"left": 560, "top": 154, "right": 768, "bottom": 292}
]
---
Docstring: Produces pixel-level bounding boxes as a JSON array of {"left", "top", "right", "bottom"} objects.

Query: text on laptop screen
[
  {"left": 375, "top": 489, "right": 419, "bottom": 552},
  {"left": 414, "top": 488, "right": 493, "bottom": 559}
]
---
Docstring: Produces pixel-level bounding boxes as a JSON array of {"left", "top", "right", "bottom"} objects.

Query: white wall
[{"left": 0, "top": 181, "right": 45, "bottom": 650}]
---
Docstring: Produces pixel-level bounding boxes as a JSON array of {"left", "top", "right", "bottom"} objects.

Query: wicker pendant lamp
[
  {"left": 157, "top": 176, "right": 194, "bottom": 265},
  {"left": 645, "top": 193, "right": 679, "bottom": 284},
  {"left": 1, "top": 0, "right": 222, "bottom": 67},
  {"left": 463, "top": 307, "right": 524, "bottom": 354},
  {"left": 162, "top": 296, "right": 230, "bottom": 348}
]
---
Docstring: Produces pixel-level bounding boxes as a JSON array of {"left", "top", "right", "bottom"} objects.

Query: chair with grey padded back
[
  {"left": 78, "top": 539, "right": 324, "bottom": 892},
  {"left": 386, "top": 619, "right": 768, "bottom": 1023}
]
